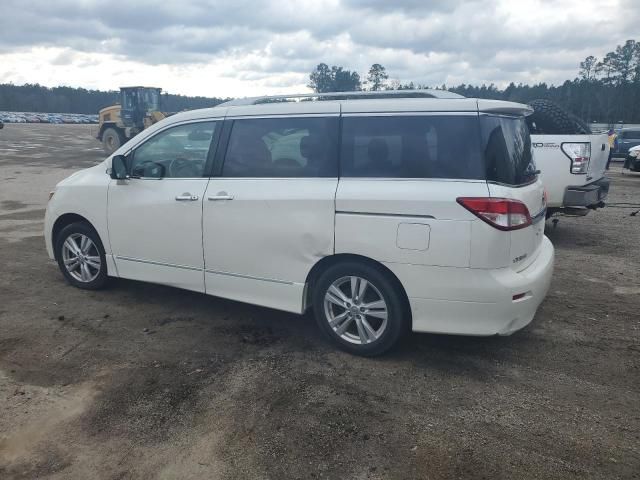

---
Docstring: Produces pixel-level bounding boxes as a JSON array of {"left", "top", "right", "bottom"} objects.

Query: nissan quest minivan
[{"left": 45, "top": 91, "right": 554, "bottom": 356}]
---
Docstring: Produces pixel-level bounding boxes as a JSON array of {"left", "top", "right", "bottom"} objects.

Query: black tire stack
[{"left": 526, "top": 99, "right": 591, "bottom": 135}]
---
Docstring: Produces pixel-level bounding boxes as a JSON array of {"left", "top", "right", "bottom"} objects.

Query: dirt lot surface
[{"left": 0, "top": 124, "right": 638, "bottom": 479}]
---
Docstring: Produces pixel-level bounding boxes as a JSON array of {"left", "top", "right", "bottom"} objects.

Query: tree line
[
  {"left": 308, "top": 39, "right": 640, "bottom": 123},
  {"left": 1, "top": 39, "right": 639, "bottom": 123},
  {"left": 0, "top": 83, "right": 227, "bottom": 115}
]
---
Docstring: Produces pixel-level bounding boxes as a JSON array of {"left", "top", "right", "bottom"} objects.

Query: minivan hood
[{"left": 56, "top": 162, "right": 107, "bottom": 188}]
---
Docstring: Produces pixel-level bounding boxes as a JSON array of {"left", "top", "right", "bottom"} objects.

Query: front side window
[
  {"left": 222, "top": 117, "right": 339, "bottom": 177},
  {"left": 130, "top": 121, "right": 216, "bottom": 178},
  {"left": 340, "top": 115, "right": 484, "bottom": 179},
  {"left": 481, "top": 115, "right": 536, "bottom": 186}
]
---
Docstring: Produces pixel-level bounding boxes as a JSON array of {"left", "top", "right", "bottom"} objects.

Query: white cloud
[{"left": 0, "top": 0, "right": 637, "bottom": 97}]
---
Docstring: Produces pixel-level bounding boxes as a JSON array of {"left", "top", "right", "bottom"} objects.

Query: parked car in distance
[
  {"left": 45, "top": 91, "right": 554, "bottom": 356},
  {"left": 613, "top": 128, "right": 640, "bottom": 158},
  {"left": 624, "top": 144, "right": 640, "bottom": 172}
]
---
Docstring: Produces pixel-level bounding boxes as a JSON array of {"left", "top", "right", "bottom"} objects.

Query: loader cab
[
  {"left": 120, "top": 87, "right": 161, "bottom": 129},
  {"left": 98, "top": 86, "right": 164, "bottom": 154}
]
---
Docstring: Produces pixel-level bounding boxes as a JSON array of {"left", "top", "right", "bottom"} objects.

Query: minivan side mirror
[{"left": 110, "top": 155, "right": 129, "bottom": 180}]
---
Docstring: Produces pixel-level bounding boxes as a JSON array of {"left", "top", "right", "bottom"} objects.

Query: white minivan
[{"left": 45, "top": 91, "right": 554, "bottom": 355}]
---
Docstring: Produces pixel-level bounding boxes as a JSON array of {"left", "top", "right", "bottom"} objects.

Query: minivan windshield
[{"left": 481, "top": 115, "right": 537, "bottom": 186}]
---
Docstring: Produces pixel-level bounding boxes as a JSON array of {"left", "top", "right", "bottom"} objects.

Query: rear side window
[
  {"left": 222, "top": 117, "right": 339, "bottom": 177},
  {"left": 339, "top": 115, "right": 484, "bottom": 179},
  {"left": 481, "top": 115, "right": 536, "bottom": 186}
]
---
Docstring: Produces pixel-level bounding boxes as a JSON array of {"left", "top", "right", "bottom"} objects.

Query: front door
[
  {"left": 203, "top": 115, "right": 340, "bottom": 312},
  {"left": 107, "top": 120, "right": 219, "bottom": 292}
]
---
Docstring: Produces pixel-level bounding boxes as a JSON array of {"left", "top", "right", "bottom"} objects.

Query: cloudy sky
[{"left": 1, "top": 0, "right": 637, "bottom": 98}]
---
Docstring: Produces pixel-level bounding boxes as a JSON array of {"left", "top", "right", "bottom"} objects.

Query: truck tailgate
[
  {"left": 532, "top": 132, "right": 609, "bottom": 208},
  {"left": 588, "top": 133, "right": 609, "bottom": 181}
]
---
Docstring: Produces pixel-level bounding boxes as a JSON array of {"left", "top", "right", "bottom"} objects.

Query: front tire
[
  {"left": 312, "top": 262, "right": 408, "bottom": 356},
  {"left": 55, "top": 222, "right": 108, "bottom": 290},
  {"left": 102, "top": 127, "right": 122, "bottom": 154}
]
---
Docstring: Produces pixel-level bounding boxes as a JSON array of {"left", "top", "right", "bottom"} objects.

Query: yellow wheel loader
[{"left": 97, "top": 87, "right": 165, "bottom": 154}]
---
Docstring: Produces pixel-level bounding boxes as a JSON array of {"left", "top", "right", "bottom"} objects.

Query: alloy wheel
[
  {"left": 323, "top": 275, "right": 388, "bottom": 345},
  {"left": 61, "top": 233, "right": 101, "bottom": 283}
]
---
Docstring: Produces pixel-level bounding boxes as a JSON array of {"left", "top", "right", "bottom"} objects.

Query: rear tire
[
  {"left": 102, "top": 127, "right": 122, "bottom": 154},
  {"left": 312, "top": 262, "right": 408, "bottom": 356},
  {"left": 55, "top": 222, "right": 108, "bottom": 290}
]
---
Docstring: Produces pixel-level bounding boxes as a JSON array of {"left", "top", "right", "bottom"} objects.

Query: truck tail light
[
  {"left": 562, "top": 142, "right": 591, "bottom": 174},
  {"left": 457, "top": 197, "right": 532, "bottom": 231}
]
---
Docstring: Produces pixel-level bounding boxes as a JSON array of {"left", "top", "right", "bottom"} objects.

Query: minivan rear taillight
[
  {"left": 561, "top": 142, "right": 591, "bottom": 174},
  {"left": 457, "top": 197, "right": 532, "bottom": 231}
]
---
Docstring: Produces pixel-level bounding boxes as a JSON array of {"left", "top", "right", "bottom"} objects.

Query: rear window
[
  {"left": 340, "top": 115, "right": 484, "bottom": 179},
  {"left": 480, "top": 115, "right": 537, "bottom": 186}
]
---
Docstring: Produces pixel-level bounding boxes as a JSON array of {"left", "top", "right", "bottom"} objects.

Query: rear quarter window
[
  {"left": 340, "top": 115, "right": 484, "bottom": 179},
  {"left": 481, "top": 115, "right": 537, "bottom": 186}
]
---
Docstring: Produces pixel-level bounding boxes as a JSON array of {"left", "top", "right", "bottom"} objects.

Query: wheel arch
[
  {"left": 304, "top": 253, "right": 412, "bottom": 319},
  {"left": 51, "top": 213, "right": 103, "bottom": 260}
]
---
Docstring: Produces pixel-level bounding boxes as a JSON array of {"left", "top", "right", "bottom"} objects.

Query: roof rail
[{"left": 218, "top": 89, "right": 464, "bottom": 107}]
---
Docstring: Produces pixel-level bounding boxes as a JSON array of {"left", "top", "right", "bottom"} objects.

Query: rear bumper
[
  {"left": 386, "top": 237, "right": 555, "bottom": 336},
  {"left": 563, "top": 177, "right": 610, "bottom": 208}
]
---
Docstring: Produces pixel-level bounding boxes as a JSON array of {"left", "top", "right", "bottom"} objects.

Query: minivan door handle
[
  {"left": 208, "top": 194, "right": 234, "bottom": 201},
  {"left": 175, "top": 193, "right": 199, "bottom": 201}
]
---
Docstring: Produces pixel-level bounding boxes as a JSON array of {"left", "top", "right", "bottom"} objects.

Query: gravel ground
[{"left": 0, "top": 124, "right": 638, "bottom": 480}]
